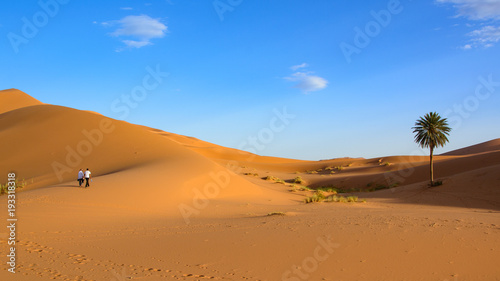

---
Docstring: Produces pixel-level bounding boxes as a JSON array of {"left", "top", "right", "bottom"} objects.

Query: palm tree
[{"left": 412, "top": 112, "right": 451, "bottom": 186}]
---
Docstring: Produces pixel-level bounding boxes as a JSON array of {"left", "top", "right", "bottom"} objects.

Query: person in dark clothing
[{"left": 84, "top": 168, "right": 92, "bottom": 188}]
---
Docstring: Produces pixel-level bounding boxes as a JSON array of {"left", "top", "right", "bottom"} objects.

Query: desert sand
[{"left": 0, "top": 89, "right": 499, "bottom": 281}]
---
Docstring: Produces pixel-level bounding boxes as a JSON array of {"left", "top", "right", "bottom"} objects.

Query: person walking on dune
[
  {"left": 77, "top": 169, "right": 84, "bottom": 187},
  {"left": 84, "top": 168, "right": 92, "bottom": 188}
]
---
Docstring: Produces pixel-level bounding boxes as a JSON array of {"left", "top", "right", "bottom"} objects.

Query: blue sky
[{"left": 1, "top": 0, "right": 499, "bottom": 160}]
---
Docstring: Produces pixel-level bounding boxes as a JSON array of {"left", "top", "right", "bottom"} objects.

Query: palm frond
[{"left": 412, "top": 112, "right": 451, "bottom": 149}]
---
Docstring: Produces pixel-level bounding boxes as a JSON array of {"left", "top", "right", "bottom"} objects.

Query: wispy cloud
[
  {"left": 285, "top": 64, "right": 328, "bottom": 93},
  {"left": 103, "top": 15, "right": 167, "bottom": 50},
  {"left": 120, "top": 7, "right": 133, "bottom": 10},
  {"left": 437, "top": 0, "right": 500, "bottom": 48},
  {"left": 437, "top": 0, "right": 500, "bottom": 20},
  {"left": 466, "top": 25, "right": 500, "bottom": 48},
  {"left": 290, "top": 63, "right": 308, "bottom": 71}
]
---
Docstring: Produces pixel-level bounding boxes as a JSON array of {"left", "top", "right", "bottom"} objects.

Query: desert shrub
[
  {"left": 0, "top": 184, "right": 7, "bottom": 195},
  {"left": 275, "top": 179, "right": 285, "bottom": 184},
  {"left": 293, "top": 176, "right": 305, "bottom": 184},
  {"left": 432, "top": 180, "right": 443, "bottom": 187},
  {"left": 314, "top": 190, "right": 326, "bottom": 199},
  {"left": 383, "top": 162, "right": 392, "bottom": 166},
  {"left": 336, "top": 166, "right": 344, "bottom": 171},
  {"left": 0, "top": 179, "right": 29, "bottom": 196},
  {"left": 346, "top": 196, "right": 358, "bottom": 202},
  {"left": 304, "top": 194, "right": 324, "bottom": 203},
  {"left": 338, "top": 196, "right": 348, "bottom": 203},
  {"left": 316, "top": 186, "right": 338, "bottom": 193}
]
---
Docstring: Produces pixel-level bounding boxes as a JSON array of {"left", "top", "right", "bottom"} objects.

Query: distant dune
[
  {"left": 441, "top": 138, "right": 500, "bottom": 156},
  {"left": 1, "top": 89, "right": 499, "bottom": 281}
]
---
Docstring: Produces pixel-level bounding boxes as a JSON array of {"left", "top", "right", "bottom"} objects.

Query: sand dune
[
  {"left": 0, "top": 89, "right": 43, "bottom": 114},
  {"left": 1, "top": 89, "right": 499, "bottom": 280},
  {"left": 441, "top": 138, "right": 500, "bottom": 156}
]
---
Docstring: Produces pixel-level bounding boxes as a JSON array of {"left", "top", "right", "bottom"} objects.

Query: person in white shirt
[
  {"left": 77, "top": 169, "right": 84, "bottom": 187},
  {"left": 84, "top": 168, "right": 92, "bottom": 188}
]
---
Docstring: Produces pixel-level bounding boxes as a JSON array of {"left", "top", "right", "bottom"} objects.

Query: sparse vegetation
[
  {"left": 263, "top": 175, "right": 286, "bottom": 184},
  {"left": 307, "top": 170, "right": 318, "bottom": 174},
  {"left": 431, "top": 180, "right": 443, "bottom": 187},
  {"left": 0, "top": 184, "right": 7, "bottom": 195},
  {"left": 336, "top": 166, "right": 344, "bottom": 171},
  {"left": 347, "top": 196, "right": 358, "bottom": 202},
  {"left": 304, "top": 191, "right": 325, "bottom": 203},
  {"left": 0, "top": 178, "right": 29, "bottom": 196},
  {"left": 244, "top": 172, "right": 259, "bottom": 177},
  {"left": 264, "top": 175, "right": 277, "bottom": 181},
  {"left": 306, "top": 193, "right": 365, "bottom": 204},
  {"left": 293, "top": 176, "right": 305, "bottom": 184},
  {"left": 267, "top": 212, "right": 286, "bottom": 216},
  {"left": 365, "top": 182, "right": 400, "bottom": 192},
  {"left": 316, "top": 186, "right": 338, "bottom": 193},
  {"left": 383, "top": 162, "right": 392, "bottom": 166},
  {"left": 299, "top": 186, "right": 312, "bottom": 191}
]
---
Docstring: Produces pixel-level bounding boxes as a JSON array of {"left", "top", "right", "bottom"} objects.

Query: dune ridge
[{"left": 0, "top": 89, "right": 43, "bottom": 114}]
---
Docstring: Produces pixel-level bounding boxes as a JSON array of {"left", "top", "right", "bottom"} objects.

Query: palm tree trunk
[{"left": 429, "top": 146, "right": 434, "bottom": 187}]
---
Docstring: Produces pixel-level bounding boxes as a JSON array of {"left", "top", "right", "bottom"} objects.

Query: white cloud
[
  {"left": 437, "top": 0, "right": 500, "bottom": 20},
  {"left": 120, "top": 7, "right": 133, "bottom": 10},
  {"left": 103, "top": 15, "right": 167, "bottom": 49},
  {"left": 290, "top": 63, "right": 308, "bottom": 71},
  {"left": 122, "top": 40, "right": 152, "bottom": 48},
  {"left": 285, "top": 71, "right": 328, "bottom": 93},
  {"left": 437, "top": 0, "right": 500, "bottom": 48},
  {"left": 467, "top": 25, "right": 500, "bottom": 47}
]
